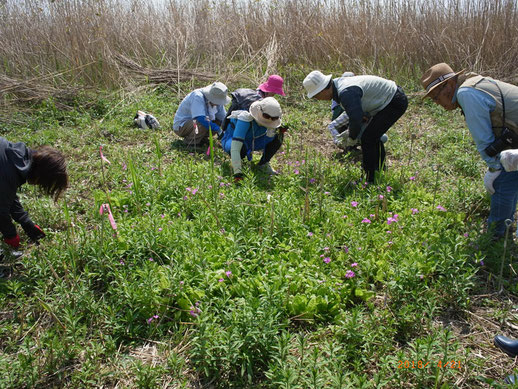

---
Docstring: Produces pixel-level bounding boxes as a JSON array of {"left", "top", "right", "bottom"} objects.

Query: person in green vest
[
  {"left": 421, "top": 63, "right": 518, "bottom": 239},
  {"left": 303, "top": 70, "right": 407, "bottom": 182}
]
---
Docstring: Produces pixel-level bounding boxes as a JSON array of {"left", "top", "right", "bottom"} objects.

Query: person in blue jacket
[
  {"left": 0, "top": 137, "right": 68, "bottom": 254},
  {"left": 221, "top": 97, "right": 284, "bottom": 181},
  {"left": 173, "top": 82, "right": 230, "bottom": 146},
  {"left": 422, "top": 62, "right": 518, "bottom": 239}
]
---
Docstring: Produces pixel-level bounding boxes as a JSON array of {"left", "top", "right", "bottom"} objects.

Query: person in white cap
[
  {"left": 303, "top": 70, "right": 407, "bottom": 182},
  {"left": 173, "top": 82, "right": 231, "bottom": 146},
  {"left": 221, "top": 75, "right": 286, "bottom": 132},
  {"left": 421, "top": 62, "right": 518, "bottom": 239},
  {"left": 220, "top": 97, "right": 284, "bottom": 181}
]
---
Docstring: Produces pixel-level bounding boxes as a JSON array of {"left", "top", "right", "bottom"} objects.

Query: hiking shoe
[{"left": 257, "top": 163, "right": 279, "bottom": 175}]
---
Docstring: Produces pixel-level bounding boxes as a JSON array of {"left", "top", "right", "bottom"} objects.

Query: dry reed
[{"left": 0, "top": 0, "right": 517, "bottom": 89}]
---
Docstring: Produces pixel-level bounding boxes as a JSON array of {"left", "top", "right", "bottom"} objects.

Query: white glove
[
  {"left": 336, "top": 130, "right": 360, "bottom": 148},
  {"left": 484, "top": 169, "right": 502, "bottom": 195},
  {"left": 500, "top": 150, "right": 518, "bottom": 172}
]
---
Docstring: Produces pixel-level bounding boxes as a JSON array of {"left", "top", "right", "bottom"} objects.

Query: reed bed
[{"left": 0, "top": 0, "right": 517, "bottom": 89}]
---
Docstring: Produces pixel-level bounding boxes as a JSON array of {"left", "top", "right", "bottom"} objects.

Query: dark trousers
[
  {"left": 259, "top": 134, "right": 283, "bottom": 165},
  {"left": 361, "top": 86, "right": 408, "bottom": 182}
]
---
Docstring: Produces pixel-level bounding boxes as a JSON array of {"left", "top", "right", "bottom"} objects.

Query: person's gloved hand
[
  {"left": 500, "top": 150, "right": 518, "bottom": 172},
  {"left": 336, "top": 130, "right": 360, "bottom": 148},
  {"left": 4, "top": 235, "right": 20, "bottom": 249},
  {"left": 484, "top": 169, "right": 502, "bottom": 195},
  {"left": 25, "top": 224, "right": 46, "bottom": 243}
]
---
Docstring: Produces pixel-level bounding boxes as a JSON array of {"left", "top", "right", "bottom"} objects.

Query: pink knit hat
[{"left": 258, "top": 75, "right": 286, "bottom": 96}]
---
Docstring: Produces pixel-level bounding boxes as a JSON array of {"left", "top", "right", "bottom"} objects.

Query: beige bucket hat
[{"left": 250, "top": 97, "right": 282, "bottom": 128}]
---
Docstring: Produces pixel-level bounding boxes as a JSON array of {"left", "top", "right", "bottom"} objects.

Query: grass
[{"left": 0, "top": 76, "right": 517, "bottom": 388}]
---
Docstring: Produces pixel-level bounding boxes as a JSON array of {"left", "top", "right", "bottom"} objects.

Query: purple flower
[
  {"left": 219, "top": 192, "right": 225, "bottom": 199},
  {"left": 225, "top": 270, "right": 232, "bottom": 277},
  {"left": 294, "top": 169, "right": 300, "bottom": 175},
  {"left": 351, "top": 201, "right": 358, "bottom": 208},
  {"left": 379, "top": 195, "right": 384, "bottom": 200},
  {"left": 436, "top": 205, "right": 446, "bottom": 212},
  {"left": 218, "top": 278, "right": 224, "bottom": 282},
  {"left": 343, "top": 246, "right": 349, "bottom": 253},
  {"left": 386, "top": 186, "right": 392, "bottom": 193},
  {"left": 189, "top": 310, "right": 198, "bottom": 317},
  {"left": 480, "top": 260, "right": 484, "bottom": 266},
  {"left": 180, "top": 281, "right": 184, "bottom": 285},
  {"left": 411, "top": 208, "right": 419, "bottom": 215},
  {"left": 309, "top": 178, "right": 316, "bottom": 184},
  {"left": 345, "top": 270, "right": 355, "bottom": 278},
  {"left": 161, "top": 214, "right": 165, "bottom": 218},
  {"left": 148, "top": 257, "right": 154, "bottom": 262},
  {"left": 119, "top": 260, "right": 125, "bottom": 265},
  {"left": 361, "top": 218, "right": 371, "bottom": 224},
  {"left": 158, "top": 228, "right": 162, "bottom": 232},
  {"left": 351, "top": 262, "right": 358, "bottom": 267},
  {"left": 323, "top": 257, "right": 331, "bottom": 264},
  {"left": 370, "top": 214, "right": 375, "bottom": 218},
  {"left": 323, "top": 247, "right": 329, "bottom": 251},
  {"left": 146, "top": 202, "right": 151, "bottom": 206},
  {"left": 307, "top": 232, "right": 314, "bottom": 237},
  {"left": 463, "top": 232, "right": 469, "bottom": 238},
  {"left": 409, "top": 176, "right": 416, "bottom": 181},
  {"left": 324, "top": 191, "right": 331, "bottom": 195}
]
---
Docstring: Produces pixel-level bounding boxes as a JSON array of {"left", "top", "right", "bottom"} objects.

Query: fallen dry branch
[
  {"left": 0, "top": 75, "right": 80, "bottom": 109},
  {"left": 114, "top": 53, "right": 220, "bottom": 85}
]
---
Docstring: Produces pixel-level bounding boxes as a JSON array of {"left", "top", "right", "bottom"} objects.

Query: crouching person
[
  {"left": 173, "top": 82, "right": 230, "bottom": 146},
  {"left": 303, "top": 70, "right": 408, "bottom": 182},
  {"left": 221, "top": 97, "right": 284, "bottom": 182},
  {"left": 1, "top": 137, "right": 68, "bottom": 254}
]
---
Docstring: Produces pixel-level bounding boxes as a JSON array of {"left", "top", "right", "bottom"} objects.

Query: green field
[{"left": 0, "top": 73, "right": 516, "bottom": 388}]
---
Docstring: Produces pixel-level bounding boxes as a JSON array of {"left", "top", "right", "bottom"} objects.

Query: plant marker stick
[{"left": 498, "top": 219, "right": 513, "bottom": 293}]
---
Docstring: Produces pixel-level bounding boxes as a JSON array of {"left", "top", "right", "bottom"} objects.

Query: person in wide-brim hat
[
  {"left": 221, "top": 75, "right": 286, "bottom": 132},
  {"left": 421, "top": 62, "right": 518, "bottom": 239},
  {"left": 220, "top": 97, "right": 285, "bottom": 181},
  {"left": 303, "top": 70, "right": 408, "bottom": 183},
  {"left": 173, "top": 81, "right": 231, "bottom": 146}
]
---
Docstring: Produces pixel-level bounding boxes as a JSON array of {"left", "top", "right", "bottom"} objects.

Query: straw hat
[
  {"left": 202, "top": 82, "right": 231, "bottom": 105},
  {"left": 258, "top": 75, "right": 286, "bottom": 96},
  {"left": 421, "top": 63, "right": 465, "bottom": 98},
  {"left": 249, "top": 97, "right": 282, "bottom": 128},
  {"left": 303, "top": 70, "right": 332, "bottom": 98}
]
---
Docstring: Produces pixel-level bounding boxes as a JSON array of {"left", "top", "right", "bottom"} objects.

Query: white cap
[
  {"left": 250, "top": 97, "right": 282, "bottom": 128},
  {"left": 202, "top": 82, "right": 231, "bottom": 105},
  {"left": 303, "top": 70, "right": 332, "bottom": 98}
]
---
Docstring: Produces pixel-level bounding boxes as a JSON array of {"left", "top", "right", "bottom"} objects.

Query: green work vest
[{"left": 459, "top": 74, "right": 518, "bottom": 137}]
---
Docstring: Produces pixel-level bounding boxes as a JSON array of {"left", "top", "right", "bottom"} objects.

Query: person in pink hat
[{"left": 221, "top": 75, "right": 286, "bottom": 132}]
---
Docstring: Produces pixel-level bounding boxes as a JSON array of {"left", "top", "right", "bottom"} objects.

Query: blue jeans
[{"left": 488, "top": 170, "right": 518, "bottom": 237}]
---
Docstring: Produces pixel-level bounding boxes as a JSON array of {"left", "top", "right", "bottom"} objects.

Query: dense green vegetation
[{"left": 1, "top": 77, "right": 516, "bottom": 388}]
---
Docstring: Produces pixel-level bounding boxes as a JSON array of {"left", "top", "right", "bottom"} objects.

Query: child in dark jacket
[{"left": 0, "top": 137, "right": 68, "bottom": 252}]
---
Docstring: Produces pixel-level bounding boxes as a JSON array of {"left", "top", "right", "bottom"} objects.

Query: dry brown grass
[{"left": 0, "top": 0, "right": 517, "bottom": 89}]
